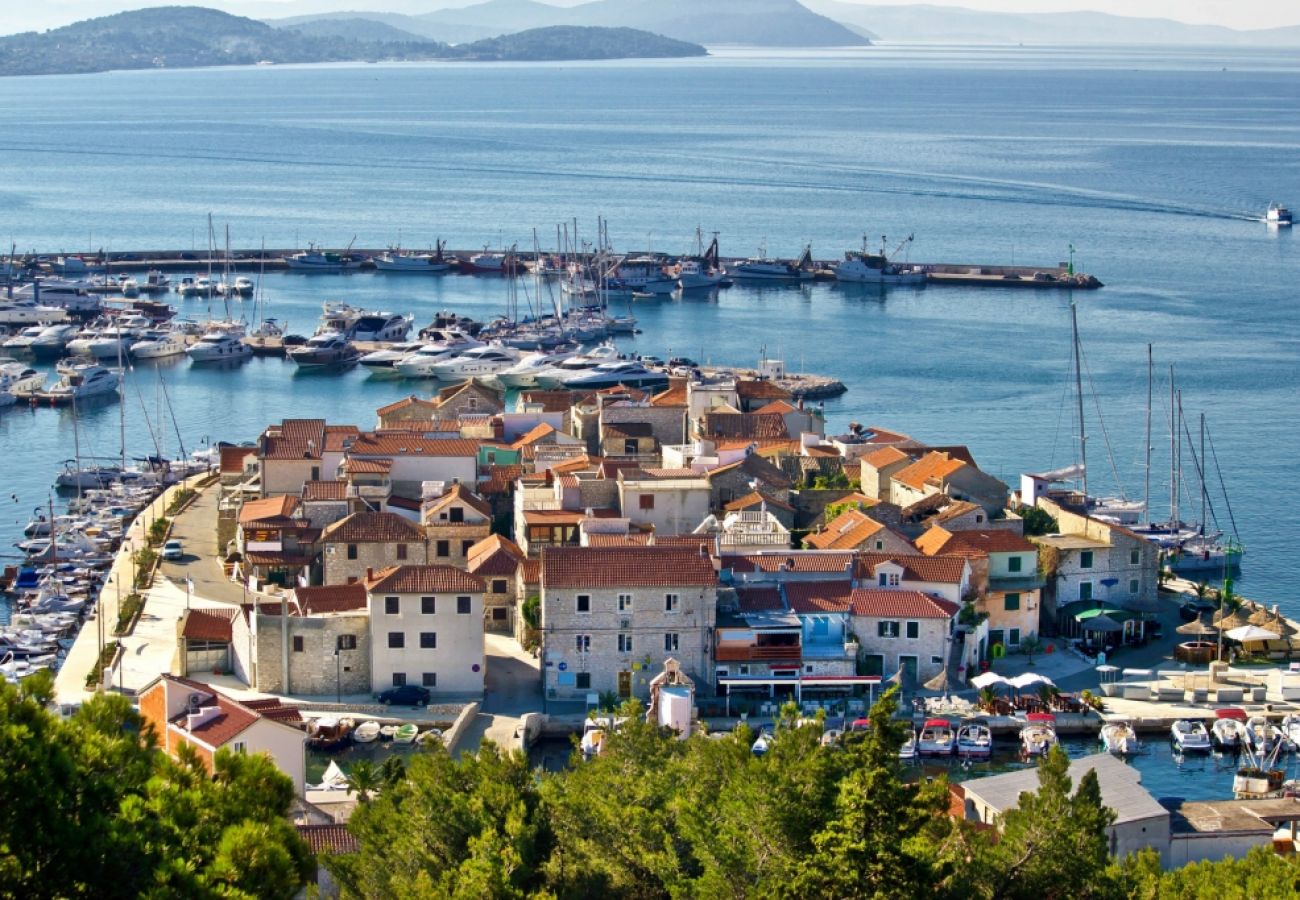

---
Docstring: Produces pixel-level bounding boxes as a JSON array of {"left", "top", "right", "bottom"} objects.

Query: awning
[{"left": 717, "top": 675, "right": 882, "bottom": 688}]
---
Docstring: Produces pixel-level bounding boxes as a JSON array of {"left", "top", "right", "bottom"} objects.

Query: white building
[{"left": 617, "top": 468, "right": 712, "bottom": 536}]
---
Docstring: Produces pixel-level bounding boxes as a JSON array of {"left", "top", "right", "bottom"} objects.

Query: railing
[{"left": 715, "top": 644, "right": 802, "bottom": 662}]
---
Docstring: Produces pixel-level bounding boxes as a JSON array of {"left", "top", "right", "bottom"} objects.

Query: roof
[
  {"left": 735, "top": 379, "right": 793, "bottom": 402},
  {"left": 932, "top": 528, "right": 1036, "bottom": 556},
  {"left": 321, "top": 511, "right": 426, "bottom": 544},
  {"left": 625, "top": 467, "right": 703, "bottom": 481},
  {"left": 519, "top": 559, "right": 541, "bottom": 585},
  {"left": 244, "top": 551, "right": 316, "bottom": 567},
  {"left": 755, "top": 399, "right": 799, "bottom": 415},
  {"left": 860, "top": 445, "right": 912, "bottom": 470},
  {"left": 962, "top": 753, "right": 1166, "bottom": 826},
  {"left": 649, "top": 382, "right": 688, "bottom": 407},
  {"left": 804, "top": 446, "right": 841, "bottom": 459},
  {"left": 347, "top": 433, "right": 480, "bottom": 458},
  {"left": 297, "top": 823, "right": 359, "bottom": 856},
  {"left": 219, "top": 445, "right": 256, "bottom": 474},
  {"left": 424, "top": 483, "right": 492, "bottom": 520},
  {"left": 260, "top": 420, "right": 359, "bottom": 460},
  {"left": 239, "top": 495, "right": 298, "bottom": 527},
  {"left": 893, "top": 451, "right": 967, "bottom": 491},
  {"left": 1030, "top": 533, "right": 1110, "bottom": 551},
  {"left": 375, "top": 395, "right": 438, "bottom": 417},
  {"left": 301, "top": 480, "right": 349, "bottom": 501},
  {"left": 721, "top": 552, "right": 856, "bottom": 574},
  {"left": 480, "top": 464, "right": 526, "bottom": 495},
  {"left": 182, "top": 608, "right": 237, "bottom": 642},
  {"left": 584, "top": 532, "right": 653, "bottom": 547},
  {"left": 519, "top": 389, "right": 580, "bottom": 413},
  {"left": 161, "top": 676, "right": 302, "bottom": 747},
  {"left": 512, "top": 422, "right": 558, "bottom": 449},
  {"left": 849, "top": 589, "right": 959, "bottom": 619},
  {"left": 703, "top": 411, "right": 790, "bottom": 440},
  {"left": 805, "top": 508, "right": 886, "bottom": 551},
  {"left": 342, "top": 457, "right": 393, "bottom": 474},
  {"left": 724, "top": 490, "right": 795, "bottom": 513},
  {"left": 365, "top": 565, "right": 485, "bottom": 595},
  {"left": 856, "top": 552, "right": 968, "bottom": 585},
  {"left": 290, "top": 583, "right": 368, "bottom": 615},
  {"left": 784, "top": 580, "right": 853, "bottom": 614},
  {"left": 523, "top": 509, "right": 586, "bottom": 526},
  {"left": 466, "top": 533, "right": 524, "bottom": 576},
  {"left": 931, "top": 499, "right": 984, "bottom": 524},
  {"left": 437, "top": 380, "right": 503, "bottom": 406},
  {"left": 735, "top": 585, "right": 784, "bottom": 612},
  {"left": 542, "top": 546, "right": 717, "bottom": 589},
  {"left": 705, "top": 453, "right": 793, "bottom": 489}
]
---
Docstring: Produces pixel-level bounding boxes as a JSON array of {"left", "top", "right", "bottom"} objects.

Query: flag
[{"left": 886, "top": 664, "right": 905, "bottom": 686}]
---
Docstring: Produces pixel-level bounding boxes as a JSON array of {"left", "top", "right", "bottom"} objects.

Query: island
[{"left": 0, "top": 6, "right": 707, "bottom": 78}]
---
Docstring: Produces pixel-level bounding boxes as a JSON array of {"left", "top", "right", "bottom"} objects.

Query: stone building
[
  {"left": 257, "top": 419, "right": 359, "bottom": 497},
  {"left": 420, "top": 483, "right": 493, "bottom": 567},
  {"left": 319, "top": 511, "right": 429, "bottom": 585},
  {"left": 466, "top": 533, "right": 527, "bottom": 633}
]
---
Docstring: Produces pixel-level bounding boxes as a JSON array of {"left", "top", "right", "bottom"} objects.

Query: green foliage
[
  {"left": 521, "top": 595, "right": 541, "bottom": 631},
  {"left": 1114, "top": 845, "right": 1300, "bottom": 899},
  {"left": 810, "top": 470, "right": 857, "bottom": 490},
  {"left": 166, "top": 488, "right": 196, "bottom": 515},
  {"left": 1019, "top": 634, "right": 1044, "bottom": 666},
  {"left": 344, "top": 759, "right": 382, "bottom": 803},
  {"left": 1020, "top": 505, "right": 1059, "bottom": 537},
  {"left": 85, "top": 640, "right": 119, "bottom": 688},
  {"left": 134, "top": 547, "right": 158, "bottom": 589},
  {"left": 147, "top": 516, "right": 171, "bottom": 547},
  {"left": 115, "top": 592, "right": 144, "bottom": 636}
]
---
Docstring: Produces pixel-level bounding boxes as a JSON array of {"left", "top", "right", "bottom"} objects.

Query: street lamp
[{"left": 335, "top": 647, "right": 342, "bottom": 704}]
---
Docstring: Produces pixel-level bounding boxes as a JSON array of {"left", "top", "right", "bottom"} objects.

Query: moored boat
[
  {"left": 288, "top": 332, "right": 360, "bottom": 369},
  {"left": 1099, "top": 718, "right": 1140, "bottom": 755},
  {"left": 917, "top": 718, "right": 956, "bottom": 757},
  {"left": 1171, "top": 719, "right": 1212, "bottom": 753},
  {"left": 956, "top": 718, "right": 994, "bottom": 759},
  {"left": 1212, "top": 707, "right": 1247, "bottom": 751},
  {"left": 1019, "top": 712, "right": 1058, "bottom": 759}
]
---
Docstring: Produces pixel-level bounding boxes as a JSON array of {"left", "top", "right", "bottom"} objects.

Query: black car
[
  {"left": 1178, "top": 597, "right": 1217, "bottom": 621},
  {"left": 376, "top": 684, "right": 430, "bottom": 707}
]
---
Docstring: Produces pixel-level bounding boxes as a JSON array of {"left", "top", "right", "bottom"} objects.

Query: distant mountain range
[{"left": 0, "top": 6, "right": 706, "bottom": 77}]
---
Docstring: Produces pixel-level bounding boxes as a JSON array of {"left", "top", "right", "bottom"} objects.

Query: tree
[
  {"left": 344, "top": 759, "right": 382, "bottom": 803},
  {"left": 1020, "top": 506, "right": 1059, "bottom": 537},
  {"left": 1115, "top": 845, "right": 1300, "bottom": 899},
  {"left": 1019, "top": 634, "right": 1044, "bottom": 667}
]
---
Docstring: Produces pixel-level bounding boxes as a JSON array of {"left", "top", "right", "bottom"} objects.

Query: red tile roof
[
  {"left": 466, "top": 534, "right": 524, "bottom": 576},
  {"left": 624, "top": 467, "right": 703, "bottom": 481},
  {"left": 260, "top": 421, "right": 359, "bottom": 461},
  {"left": 365, "top": 565, "right": 485, "bottom": 594},
  {"left": 244, "top": 551, "right": 316, "bottom": 567},
  {"left": 804, "top": 508, "right": 886, "bottom": 551},
  {"left": 755, "top": 399, "right": 799, "bottom": 415},
  {"left": 182, "top": 608, "right": 237, "bottom": 642},
  {"left": 423, "top": 483, "right": 492, "bottom": 520},
  {"left": 239, "top": 495, "right": 299, "bottom": 527},
  {"left": 162, "top": 677, "right": 303, "bottom": 748},
  {"left": 893, "top": 451, "right": 966, "bottom": 491},
  {"left": 849, "top": 588, "right": 959, "bottom": 619},
  {"left": 735, "top": 585, "right": 784, "bottom": 612},
  {"left": 735, "top": 379, "right": 793, "bottom": 402},
  {"left": 649, "top": 382, "right": 688, "bottom": 407},
  {"left": 703, "top": 412, "right": 790, "bottom": 440},
  {"left": 342, "top": 458, "right": 393, "bottom": 474},
  {"left": 219, "top": 445, "right": 256, "bottom": 474},
  {"left": 583, "top": 532, "right": 653, "bottom": 547},
  {"left": 512, "top": 423, "right": 558, "bottom": 449},
  {"left": 301, "top": 480, "right": 349, "bottom": 501},
  {"left": 784, "top": 580, "right": 853, "bottom": 614},
  {"left": 480, "top": 464, "right": 526, "bottom": 495},
  {"left": 855, "top": 552, "right": 969, "bottom": 585},
  {"left": 519, "top": 389, "right": 581, "bottom": 413},
  {"left": 942, "top": 528, "right": 1036, "bottom": 554},
  {"left": 861, "top": 445, "right": 912, "bottom": 470},
  {"left": 375, "top": 395, "right": 438, "bottom": 417},
  {"left": 542, "top": 546, "right": 717, "bottom": 589},
  {"left": 347, "top": 434, "right": 480, "bottom": 458},
  {"left": 290, "top": 583, "right": 368, "bottom": 615},
  {"left": 724, "top": 490, "right": 795, "bottom": 513},
  {"left": 519, "top": 559, "right": 541, "bottom": 585},
  {"left": 297, "top": 823, "right": 359, "bottom": 856},
  {"left": 322, "top": 511, "right": 426, "bottom": 544},
  {"left": 721, "top": 552, "right": 856, "bottom": 574}
]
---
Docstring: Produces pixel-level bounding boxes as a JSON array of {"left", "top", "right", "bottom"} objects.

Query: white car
[{"left": 161, "top": 539, "right": 184, "bottom": 561}]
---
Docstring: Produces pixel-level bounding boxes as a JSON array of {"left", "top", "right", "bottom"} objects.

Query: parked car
[
  {"left": 161, "top": 538, "right": 184, "bottom": 560},
  {"left": 376, "top": 684, "right": 430, "bottom": 707}
]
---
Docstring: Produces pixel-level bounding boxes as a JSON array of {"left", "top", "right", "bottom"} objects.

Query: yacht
[
  {"left": 219, "top": 276, "right": 255, "bottom": 297},
  {"left": 562, "top": 360, "right": 669, "bottom": 391},
  {"left": 288, "top": 332, "right": 360, "bottom": 368},
  {"left": 120, "top": 278, "right": 140, "bottom": 298},
  {"left": 495, "top": 347, "right": 579, "bottom": 389},
  {"left": 834, "top": 249, "right": 926, "bottom": 285},
  {"left": 187, "top": 325, "right": 252, "bottom": 363},
  {"left": 532, "top": 344, "right": 622, "bottom": 389},
  {"left": 83, "top": 325, "right": 143, "bottom": 360},
  {"left": 351, "top": 312, "right": 413, "bottom": 343},
  {"left": 373, "top": 250, "right": 450, "bottom": 273},
  {"left": 285, "top": 245, "right": 363, "bottom": 272},
  {"left": 394, "top": 339, "right": 484, "bottom": 378},
  {"left": 41, "top": 362, "right": 121, "bottom": 402},
  {"left": 27, "top": 323, "right": 80, "bottom": 358},
  {"left": 11, "top": 280, "right": 101, "bottom": 315},
  {"left": 358, "top": 340, "right": 426, "bottom": 370},
  {"left": 726, "top": 244, "right": 814, "bottom": 282},
  {"left": 0, "top": 373, "right": 18, "bottom": 409},
  {"left": 0, "top": 297, "right": 70, "bottom": 327},
  {"left": 175, "top": 276, "right": 201, "bottom": 298},
  {"left": 1019, "top": 713, "right": 1058, "bottom": 759},
  {"left": 955, "top": 719, "right": 994, "bottom": 759},
  {"left": 916, "top": 719, "right": 956, "bottom": 757},
  {"left": 0, "top": 358, "right": 46, "bottom": 395},
  {"left": 3, "top": 326, "right": 47, "bottom": 352},
  {"left": 130, "top": 327, "right": 189, "bottom": 360},
  {"left": 1266, "top": 202, "right": 1292, "bottom": 226},
  {"left": 429, "top": 344, "right": 521, "bottom": 381}
]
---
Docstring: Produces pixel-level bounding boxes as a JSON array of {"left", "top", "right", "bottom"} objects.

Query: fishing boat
[
  {"left": 352, "top": 720, "right": 381, "bottom": 743},
  {"left": 461, "top": 247, "right": 515, "bottom": 274},
  {"left": 1170, "top": 719, "right": 1212, "bottom": 753},
  {"left": 285, "top": 244, "right": 363, "bottom": 272},
  {"left": 917, "top": 718, "right": 956, "bottom": 757},
  {"left": 307, "top": 716, "right": 353, "bottom": 752},
  {"left": 956, "top": 719, "right": 994, "bottom": 759},
  {"left": 726, "top": 243, "right": 814, "bottom": 281},
  {"left": 288, "top": 332, "right": 360, "bottom": 369},
  {"left": 1212, "top": 707, "right": 1247, "bottom": 751},
  {"left": 1265, "top": 202, "right": 1292, "bottom": 226},
  {"left": 1099, "top": 719, "right": 1140, "bottom": 755},
  {"left": 1019, "top": 712, "right": 1058, "bottom": 759},
  {"left": 373, "top": 248, "right": 450, "bottom": 273},
  {"left": 834, "top": 234, "right": 925, "bottom": 284},
  {"left": 392, "top": 723, "right": 419, "bottom": 744}
]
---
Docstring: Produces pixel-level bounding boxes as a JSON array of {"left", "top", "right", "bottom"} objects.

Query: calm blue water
[{"left": 0, "top": 46, "right": 1296, "bottom": 624}]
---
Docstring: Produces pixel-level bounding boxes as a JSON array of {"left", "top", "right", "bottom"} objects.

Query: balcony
[{"left": 715, "top": 644, "right": 802, "bottom": 662}]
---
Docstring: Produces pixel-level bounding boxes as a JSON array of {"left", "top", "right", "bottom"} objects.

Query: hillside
[
  {"left": 283, "top": 17, "right": 430, "bottom": 43},
  {"left": 448, "top": 25, "right": 706, "bottom": 60},
  {"left": 416, "top": 0, "right": 568, "bottom": 44},
  {"left": 270, "top": 10, "right": 469, "bottom": 42}
]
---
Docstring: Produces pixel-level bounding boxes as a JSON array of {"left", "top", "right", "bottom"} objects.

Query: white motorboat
[
  {"left": 429, "top": 344, "right": 521, "bottom": 381},
  {"left": 1212, "top": 708, "right": 1247, "bottom": 750},
  {"left": 898, "top": 730, "right": 917, "bottom": 761},
  {"left": 120, "top": 278, "right": 140, "bottom": 298},
  {"left": 3, "top": 326, "right": 47, "bottom": 352},
  {"left": 956, "top": 719, "right": 994, "bottom": 759},
  {"left": 531, "top": 343, "right": 622, "bottom": 388},
  {"left": 175, "top": 276, "right": 201, "bottom": 298},
  {"left": 28, "top": 323, "right": 80, "bottom": 358},
  {"left": 917, "top": 718, "right": 956, "bottom": 757},
  {"left": 130, "top": 327, "right": 189, "bottom": 360},
  {"left": 352, "top": 720, "right": 381, "bottom": 743},
  {"left": 1019, "top": 713, "right": 1058, "bottom": 758},
  {"left": 187, "top": 326, "right": 252, "bottom": 363},
  {"left": 495, "top": 348, "right": 578, "bottom": 389},
  {"left": 1280, "top": 714, "right": 1300, "bottom": 752},
  {"left": 1266, "top": 201, "right": 1293, "bottom": 226},
  {"left": 230, "top": 276, "right": 255, "bottom": 297},
  {"left": 41, "top": 361, "right": 120, "bottom": 401},
  {"left": 285, "top": 245, "right": 363, "bottom": 272},
  {"left": 0, "top": 358, "right": 46, "bottom": 395},
  {"left": 834, "top": 242, "right": 926, "bottom": 285},
  {"left": 726, "top": 243, "right": 814, "bottom": 281},
  {"left": 393, "top": 340, "right": 482, "bottom": 378},
  {"left": 351, "top": 311, "right": 413, "bottom": 343},
  {"left": 83, "top": 325, "right": 142, "bottom": 360},
  {"left": 10, "top": 280, "right": 100, "bottom": 314},
  {"left": 0, "top": 297, "right": 69, "bottom": 327},
  {"left": 373, "top": 250, "right": 450, "bottom": 273},
  {"left": 1099, "top": 719, "right": 1140, "bottom": 756},
  {"left": 1243, "top": 716, "right": 1281, "bottom": 756},
  {"left": 358, "top": 340, "right": 426, "bottom": 370},
  {"left": 751, "top": 730, "right": 773, "bottom": 757},
  {"left": 561, "top": 360, "right": 669, "bottom": 391},
  {"left": 1171, "top": 719, "right": 1212, "bottom": 753},
  {"left": 0, "top": 375, "right": 17, "bottom": 408},
  {"left": 288, "top": 332, "right": 360, "bottom": 368}
]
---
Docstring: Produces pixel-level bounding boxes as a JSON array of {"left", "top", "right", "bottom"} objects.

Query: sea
[{"left": 0, "top": 46, "right": 1295, "bottom": 646}]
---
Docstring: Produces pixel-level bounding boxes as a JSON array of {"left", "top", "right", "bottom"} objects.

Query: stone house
[
  {"left": 705, "top": 451, "right": 793, "bottom": 511},
  {"left": 299, "top": 480, "right": 353, "bottom": 530},
  {"left": 803, "top": 507, "right": 916, "bottom": 554},
  {"left": 364, "top": 565, "right": 486, "bottom": 696},
  {"left": 257, "top": 419, "right": 359, "bottom": 497},
  {"left": 540, "top": 546, "right": 717, "bottom": 702},
  {"left": 420, "top": 483, "right": 493, "bottom": 567},
  {"left": 467, "top": 533, "right": 526, "bottom": 633},
  {"left": 343, "top": 433, "right": 478, "bottom": 497},
  {"left": 849, "top": 588, "right": 961, "bottom": 683},
  {"left": 375, "top": 395, "right": 441, "bottom": 430},
  {"left": 617, "top": 468, "right": 712, "bottom": 536},
  {"left": 434, "top": 380, "right": 504, "bottom": 417},
  {"left": 600, "top": 421, "right": 658, "bottom": 463},
  {"left": 601, "top": 399, "right": 687, "bottom": 454},
  {"left": 236, "top": 495, "right": 319, "bottom": 587},
  {"left": 858, "top": 445, "right": 914, "bottom": 502},
  {"left": 319, "top": 511, "right": 429, "bottom": 585},
  {"left": 853, "top": 553, "right": 973, "bottom": 605},
  {"left": 890, "top": 451, "right": 1009, "bottom": 517},
  {"left": 722, "top": 490, "right": 796, "bottom": 531}
]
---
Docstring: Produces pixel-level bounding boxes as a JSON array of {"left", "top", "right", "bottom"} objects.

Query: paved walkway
[
  {"left": 453, "top": 633, "right": 542, "bottom": 755},
  {"left": 158, "top": 484, "right": 247, "bottom": 606}
]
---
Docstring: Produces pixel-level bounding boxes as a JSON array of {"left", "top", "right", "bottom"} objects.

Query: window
[
  {"left": 1004, "top": 593, "right": 1020, "bottom": 611},
  {"left": 874, "top": 540, "right": 884, "bottom": 550},
  {"left": 1008, "top": 555, "right": 1023, "bottom": 573},
  {"left": 1130, "top": 548, "right": 1140, "bottom": 565},
  {"left": 1009, "top": 628, "right": 1022, "bottom": 646},
  {"left": 449, "top": 507, "right": 464, "bottom": 524},
  {"left": 436, "top": 540, "right": 450, "bottom": 557},
  {"left": 576, "top": 594, "right": 591, "bottom": 614},
  {"left": 310, "top": 466, "right": 320, "bottom": 481},
  {"left": 877, "top": 621, "right": 900, "bottom": 638},
  {"left": 457, "top": 596, "right": 472, "bottom": 615},
  {"left": 346, "top": 544, "right": 357, "bottom": 560},
  {"left": 975, "top": 514, "right": 985, "bottom": 523},
  {"left": 462, "top": 540, "right": 475, "bottom": 557},
  {"left": 292, "top": 636, "right": 304, "bottom": 653},
  {"left": 420, "top": 632, "right": 437, "bottom": 649},
  {"left": 665, "top": 593, "right": 680, "bottom": 613},
  {"left": 575, "top": 673, "right": 591, "bottom": 690},
  {"left": 395, "top": 543, "right": 408, "bottom": 561},
  {"left": 492, "top": 607, "right": 507, "bottom": 621},
  {"left": 1129, "top": 579, "right": 1140, "bottom": 595},
  {"left": 388, "top": 632, "right": 405, "bottom": 649},
  {"left": 421, "top": 596, "right": 436, "bottom": 615},
  {"left": 664, "top": 633, "right": 679, "bottom": 652},
  {"left": 624, "top": 439, "right": 638, "bottom": 456},
  {"left": 422, "top": 672, "right": 437, "bottom": 687},
  {"left": 931, "top": 656, "right": 943, "bottom": 664},
  {"left": 575, "top": 634, "right": 591, "bottom": 653},
  {"left": 492, "top": 579, "right": 508, "bottom": 594},
  {"left": 1080, "top": 550, "right": 1094, "bottom": 569},
  {"left": 1079, "top": 581, "right": 1093, "bottom": 602},
  {"left": 232, "top": 741, "right": 247, "bottom": 754},
  {"left": 878, "top": 573, "right": 887, "bottom": 587},
  {"left": 392, "top": 672, "right": 407, "bottom": 687},
  {"left": 618, "top": 593, "right": 633, "bottom": 612},
  {"left": 618, "top": 633, "right": 633, "bottom": 653},
  {"left": 905, "top": 621, "right": 919, "bottom": 640},
  {"left": 385, "top": 596, "right": 400, "bottom": 615},
  {"left": 738, "top": 664, "right": 750, "bottom": 676},
  {"left": 639, "top": 493, "right": 655, "bottom": 510},
  {"left": 336, "top": 634, "right": 357, "bottom": 651}
]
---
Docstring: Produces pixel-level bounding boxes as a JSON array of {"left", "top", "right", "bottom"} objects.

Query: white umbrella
[
  {"left": 970, "top": 672, "right": 1006, "bottom": 689},
  {"left": 1009, "top": 672, "right": 1052, "bottom": 689},
  {"left": 1225, "top": 624, "right": 1280, "bottom": 643}
]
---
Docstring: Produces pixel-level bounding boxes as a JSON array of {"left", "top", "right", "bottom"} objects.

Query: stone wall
[
  {"left": 602, "top": 404, "right": 687, "bottom": 447},
  {"left": 253, "top": 611, "right": 372, "bottom": 697},
  {"left": 322, "top": 540, "right": 420, "bottom": 585}
]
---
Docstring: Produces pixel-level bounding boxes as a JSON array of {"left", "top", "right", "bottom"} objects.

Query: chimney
[{"left": 366, "top": 567, "right": 373, "bottom": 581}]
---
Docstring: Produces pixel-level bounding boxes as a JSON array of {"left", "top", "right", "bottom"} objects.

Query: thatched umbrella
[
  {"left": 1248, "top": 607, "right": 1296, "bottom": 637},
  {"left": 1212, "top": 607, "right": 1251, "bottom": 631},
  {"left": 922, "top": 667, "right": 949, "bottom": 693},
  {"left": 1176, "top": 618, "right": 1214, "bottom": 637}
]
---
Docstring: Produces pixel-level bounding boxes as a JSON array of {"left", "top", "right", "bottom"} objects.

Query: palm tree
[{"left": 344, "top": 759, "right": 381, "bottom": 803}]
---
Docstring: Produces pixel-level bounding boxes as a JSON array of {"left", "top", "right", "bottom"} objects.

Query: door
[
  {"left": 864, "top": 654, "right": 885, "bottom": 677},
  {"left": 618, "top": 670, "right": 632, "bottom": 698},
  {"left": 899, "top": 655, "right": 918, "bottom": 688}
]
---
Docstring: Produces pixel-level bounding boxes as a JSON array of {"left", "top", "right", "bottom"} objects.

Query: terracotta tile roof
[
  {"left": 784, "top": 580, "right": 853, "bottom": 614},
  {"left": 323, "top": 426, "right": 361, "bottom": 451},
  {"left": 519, "top": 559, "right": 541, "bottom": 585},
  {"left": 375, "top": 395, "right": 438, "bottom": 417},
  {"left": 932, "top": 499, "right": 984, "bottom": 523},
  {"left": 512, "top": 423, "right": 558, "bottom": 449},
  {"left": 523, "top": 509, "right": 586, "bottom": 526},
  {"left": 365, "top": 565, "right": 485, "bottom": 594},
  {"left": 385, "top": 495, "right": 421, "bottom": 512},
  {"left": 713, "top": 438, "right": 801, "bottom": 454},
  {"left": 242, "top": 699, "right": 304, "bottom": 725},
  {"left": 347, "top": 434, "right": 480, "bottom": 458},
  {"left": 297, "top": 824, "right": 359, "bottom": 856},
  {"left": 584, "top": 532, "right": 653, "bottom": 547},
  {"left": 342, "top": 457, "right": 392, "bottom": 474},
  {"left": 162, "top": 677, "right": 302, "bottom": 748},
  {"left": 321, "top": 511, "right": 426, "bottom": 544},
  {"left": 914, "top": 525, "right": 959, "bottom": 556},
  {"left": 703, "top": 411, "right": 790, "bottom": 440},
  {"left": 244, "top": 551, "right": 316, "bottom": 567},
  {"left": 518, "top": 390, "right": 581, "bottom": 413},
  {"left": 437, "top": 380, "right": 503, "bottom": 406},
  {"left": 893, "top": 451, "right": 966, "bottom": 491},
  {"left": 849, "top": 588, "right": 959, "bottom": 620},
  {"left": 855, "top": 552, "right": 968, "bottom": 585},
  {"left": 720, "top": 552, "right": 856, "bottom": 574},
  {"left": 548, "top": 454, "right": 601, "bottom": 475},
  {"left": 735, "top": 585, "right": 784, "bottom": 612},
  {"left": 290, "top": 583, "right": 368, "bottom": 615},
  {"left": 804, "top": 508, "right": 886, "bottom": 550},
  {"left": 239, "top": 495, "right": 298, "bottom": 526},
  {"left": 755, "top": 399, "right": 799, "bottom": 415},
  {"left": 542, "top": 546, "right": 717, "bottom": 589},
  {"left": 804, "top": 446, "right": 841, "bottom": 458},
  {"left": 301, "top": 480, "right": 349, "bottom": 501},
  {"left": 724, "top": 490, "right": 795, "bottom": 513},
  {"left": 861, "top": 446, "right": 912, "bottom": 470},
  {"left": 182, "top": 608, "right": 237, "bottom": 642},
  {"left": 466, "top": 534, "right": 525, "bottom": 576},
  {"left": 735, "top": 379, "right": 793, "bottom": 402},
  {"left": 261, "top": 419, "right": 326, "bottom": 460},
  {"left": 423, "top": 483, "right": 492, "bottom": 520},
  {"left": 649, "top": 382, "right": 688, "bottom": 407},
  {"left": 705, "top": 453, "right": 793, "bottom": 489},
  {"left": 940, "top": 528, "right": 1036, "bottom": 556},
  {"left": 219, "top": 445, "right": 255, "bottom": 474},
  {"left": 480, "top": 464, "right": 526, "bottom": 495},
  {"left": 625, "top": 467, "right": 703, "bottom": 481}
]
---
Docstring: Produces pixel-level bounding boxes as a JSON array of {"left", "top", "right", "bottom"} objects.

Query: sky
[{"left": 3, "top": 0, "right": 1298, "bottom": 38}]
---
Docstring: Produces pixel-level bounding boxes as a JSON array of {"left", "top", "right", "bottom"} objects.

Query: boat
[
  {"left": 1243, "top": 716, "right": 1281, "bottom": 756},
  {"left": 27, "top": 323, "right": 80, "bottom": 358},
  {"left": 288, "top": 332, "right": 360, "bottom": 369},
  {"left": 120, "top": 278, "right": 139, "bottom": 298},
  {"left": 130, "top": 327, "right": 189, "bottom": 360},
  {"left": 531, "top": 343, "right": 622, "bottom": 388},
  {"left": 494, "top": 347, "right": 579, "bottom": 389},
  {"left": 0, "top": 357, "right": 46, "bottom": 395},
  {"left": 350, "top": 311, "right": 413, "bottom": 343},
  {"left": 917, "top": 718, "right": 956, "bottom": 757},
  {"left": 956, "top": 719, "right": 994, "bottom": 759},
  {"left": 1019, "top": 712, "right": 1058, "bottom": 758},
  {"left": 726, "top": 243, "right": 814, "bottom": 281},
  {"left": 186, "top": 325, "right": 252, "bottom": 363},
  {"left": 750, "top": 730, "right": 773, "bottom": 757},
  {"left": 1212, "top": 707, "right": 1247, "bottom": 750},
  {"left": 429, "top": 344, "right": 522, "bottom": 381},
  {"left": 392, "top": 723, "right": 419, "bottom": 744},
  {"left": 1099, "top": 719, "right": 1140, "bottom": 755},
  {"left": 313, "top": 760, "right": 349, "bottom": 791},
  {"left": 358, "top": 340, "right": 426, "bottom": 370},
  {"left": 461, "top": 247, "right": 515, "bottom": 274},
  {"left": 10, "top": 280, "right": 101, "bottom": 315},
  {"left": 898, "top": 730, "right": 917, "bottom": 761},
  {"left": 3, "top": 325, "right": 47, "bottom": 352},
  {"left": 352, "top": 720, "right": 381, "bottom": 743},
  {"left": 1170, "top": 719, "right": 1213, "bottom": 753},
  {"left": 373, "top": 248, "right": 450, "bottom": 273},
  {"left": 561, "top": 360, "right": 669, "bottom": 391},
  {"left": 40, "top": 362, "right": 120, "bottom": 402},
  {"left": 285, "top": 244, "right": 363, "bottom": 272},
  {"left": 307, "top": 716, "right": 353, "bottom": 752},
  {"left": 834, "top": 235, "right": 926, "bottom": 285},
  {"left": 1266, "top": 202, "right": 1292, "bottom": 226},
  {"left": 0, "top": 296, "right": 70, "bottom": 327},
  {"left": 393, "top": 339, "right": 483, "bottom": 378},
  {"left": 608, "top": 255, "right": 679, "bottom": 295}
]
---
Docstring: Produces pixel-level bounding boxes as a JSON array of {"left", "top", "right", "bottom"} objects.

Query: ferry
[{"left": 1266, "top": 202, "right": 1292, "bottom": 226}]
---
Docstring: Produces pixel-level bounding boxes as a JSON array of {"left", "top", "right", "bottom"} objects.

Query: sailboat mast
[
  {"left": 1199, "top": 413, "right": 1207, "bottom": 535},
  {"left": 1071, "top": 303, "right": 1088, "bottom": 501},
  {"left": 1169, "top": 365, "right": 1176, "bottom": 527},
  {"left": 1143, "top": 344, "right": 1153, "bottom": 527}
]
